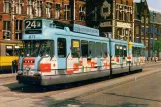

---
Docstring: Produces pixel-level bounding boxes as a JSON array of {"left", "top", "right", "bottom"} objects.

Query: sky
[{"left": 134, "top": 0, "right": 161, "bottom": 12}]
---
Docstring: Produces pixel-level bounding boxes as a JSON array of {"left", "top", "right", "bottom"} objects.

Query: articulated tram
[{"left": 16, "top": 18, "right": 145, "bottom": 86}]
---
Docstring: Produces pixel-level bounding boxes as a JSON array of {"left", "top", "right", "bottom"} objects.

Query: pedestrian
[
  {"left": 155, "top": 57, "right": 157, "bottom": 63},
  {"left": 12, "top": 60, "right": 18, "bottom": 73}
]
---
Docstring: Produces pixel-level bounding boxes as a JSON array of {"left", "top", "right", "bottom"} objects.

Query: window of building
[
  {"left": 15, "top": 20, "right": 22, "bottom": 40},
  {"left": 27, "top": 0, "right": 33, "bottom": 16},
  {"left": 35, "top": 0, "right": 42, "bottom": 17},
  {"left": 3, "top": 21, "right": 11, "bottom": 39},
  {"left": 72, "top": 40, "right": 80, "bottom": 58},
  {"left": 126, "top": 0, "right": 128, "bottom": 5},
  {"left": 116, "top": 10, "right": 119, "bottom": 20},
  {"left": 81, "top": 40, "right": 88, "bottom": 57},
  {"left": 141, "top": 16, "right": 144, "bottom": 23},
  {"left": 79, "top": 6, "right": 85, "bottom": 21},
  {"left": 136, "top": 26, "right": 139, "bottom": 35},
  {"left": 121, "top": 0, "right": 123, "bottom": 4},
  {"left": 3, "top": 0, "right": 11, "bottom": 13},
  {"left": 119, "top": 11, "right": 122, "bottom": 20},
  {"left": 15, "top": 0, "right": 23, "bottom": 14},
  {"left": 64, "top": 4, "right": 70, "bottom": 20},
  {"left": 46, "top": 2, "right": 52, "bottom": 18},
  {"left": 57, "top": 38, "right": 66, "bottom": 58},
  {"left": 146, "top": 17, "right": 149, "bottom": 23},
  {"left": 55, "top": 4, "right": 61, "bottom": 19}
]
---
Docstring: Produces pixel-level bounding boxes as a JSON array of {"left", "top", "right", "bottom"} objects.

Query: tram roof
[
  {"left": 0, "top": 40, "right": 22, "bottom": 44},
  {"left": 132, "top": 42, "right": 145, "bottom": 48}
]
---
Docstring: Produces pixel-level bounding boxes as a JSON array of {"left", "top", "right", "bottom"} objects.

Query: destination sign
[
  {"left": 25, "top": 20, "right": 42, "bottom": 29},
  {"left": 25, "top": 30, "right": 42, "bottom": 34}
]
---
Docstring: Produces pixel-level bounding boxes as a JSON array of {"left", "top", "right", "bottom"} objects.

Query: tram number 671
[{"left": 29, "top": 35, "right": 35, "bottom": 39}]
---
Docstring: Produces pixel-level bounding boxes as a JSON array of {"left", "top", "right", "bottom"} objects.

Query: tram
[
  {"left": 0, "top": 40, "right": 22, "bottom": 73},
  {"left": 16, "top": 18, "right": 145, "bottom": 86}
]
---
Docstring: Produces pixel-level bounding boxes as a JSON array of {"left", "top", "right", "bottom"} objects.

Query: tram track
[
  {"left": 0, "top": 63, "right": 160, "bottom": 98},
  {"left": 0, "top": 64, "right": 160, "bottom": 107}
]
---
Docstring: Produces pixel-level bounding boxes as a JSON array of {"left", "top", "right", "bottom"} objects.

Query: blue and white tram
[{"left": 16, "top": 18, "right": 145, "bottom": 86}]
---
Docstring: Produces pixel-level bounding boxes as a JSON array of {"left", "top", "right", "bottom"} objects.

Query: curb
[{"left": 0, "top": 73, "right": 17, "bottom": 79}]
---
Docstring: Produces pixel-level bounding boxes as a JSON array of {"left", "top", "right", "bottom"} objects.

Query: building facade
[
  {"left": 86, "top": 0, "right": 134, "bottom": 42},
  {"left": 134, "top": 0, "right": 161, "bottom": 58},
  {"left": 0, "top": 0, "right": 86, "bottom": 41},
  {"left": 149, "top": 10, "right": 161, "bottom": 57},
  {"left": 134, "top": 0, "right": 150, "bottom": 57}
]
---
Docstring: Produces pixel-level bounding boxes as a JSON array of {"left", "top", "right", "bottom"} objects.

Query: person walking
[{"left": 155, "top": 57, "right": 157, "bottom": 63}]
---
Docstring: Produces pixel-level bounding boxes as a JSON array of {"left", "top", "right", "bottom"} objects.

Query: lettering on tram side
[{"left": 28, "top": 35, "right": 35, "bottom": 39}]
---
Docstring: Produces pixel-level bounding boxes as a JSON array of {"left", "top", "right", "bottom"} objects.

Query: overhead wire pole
[
  {"left": 11, "top": 0, "right": 15, "bottom": 40},
  {"left": 152, "top": 11, "right": 155, "bottom": 57}
]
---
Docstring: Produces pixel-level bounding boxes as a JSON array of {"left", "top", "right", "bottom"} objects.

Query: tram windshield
[{"left": 23, "top": 40, "right": 54, "bottom": 57}]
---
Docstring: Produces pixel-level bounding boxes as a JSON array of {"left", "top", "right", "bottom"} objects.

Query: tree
[{"left": 154, "top": 40, "right": 161, "bottom": 58}]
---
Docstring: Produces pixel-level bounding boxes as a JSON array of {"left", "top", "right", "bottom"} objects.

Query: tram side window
[
  {"left": 137, "top": 48, "right": 141, "bottom": 56},
  {"left": 115, "top": 45, "right": 119, "bottom": 57},
  {"left": 123, "top": 46, "right": 127, "bottom": 57},
  {"left": 58, "top": 38, "right": 66, "bottom": 58},
  {"left": 13, "top": 46, "right": 21, "bottom": 56},
  {"left": 71, "top": 40, "right": 80, "bottom": 58},
  {"left": 102, "top": 43, "right": 108, "bottom": 57},
  {"left": 6, "top": 46, "right": 13, "bottom": 56},
  {"left": 132, "top": 47, "right": 137, "bottom": 57},
  {"left": 141, "top": 48, "right": 145, "bottom": 56},
  {"left": 95, "top": 42, "right": 102, "bottom": 57},
  {"left": 119, "top": 46, "right": 123, "bottom": 57},
  {"left": 81, "top": 40, "right": 88, "bottom": 57},
  {"left": 132, "top": 47, "right": 135, "bottom": 57},
  {"left": 88, "top": 41, "right": 95, "bottom": 58}
]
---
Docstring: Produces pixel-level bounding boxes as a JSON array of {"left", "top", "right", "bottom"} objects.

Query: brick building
[
  {"left": 0, "top": 0, "right": 86, "bottom": 41},
  {"left": 86, "top": 0, "right": 134, "bottom": 42},
  {"left": 134, "top": 0, "right": 161, "bottom": 58},
  {"left": 134, "top": 0, "right": 150, "bottom": 57}
]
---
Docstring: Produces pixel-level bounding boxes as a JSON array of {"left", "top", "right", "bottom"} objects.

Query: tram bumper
[{"left": 16, "top": 75, "right": 41, "bottom": 85}]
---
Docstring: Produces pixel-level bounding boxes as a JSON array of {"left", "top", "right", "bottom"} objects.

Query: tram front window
[{"left": 24, "top": 40, "right": 54, "bottom": 57}]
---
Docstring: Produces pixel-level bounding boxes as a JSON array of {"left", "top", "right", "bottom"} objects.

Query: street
[
  {"left": 0, "top": 62, "right": 160, "bottom": 107},
  {"left": 74, "top": 69, "right": 161, "bottom": 107}
]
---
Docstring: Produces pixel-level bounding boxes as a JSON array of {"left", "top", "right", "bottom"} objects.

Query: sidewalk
[
  {"left": 0, "top": 73, "right": 17, "bottom": 79},
  {"left": 145, "top": 61, "right": 161, "bottom": 66}
]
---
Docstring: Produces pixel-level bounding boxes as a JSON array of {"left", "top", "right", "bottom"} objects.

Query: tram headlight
[
  {"left": 17, "top": 71, "right": 23, "bottom": 75},
  {"left": 25, "top": 67, "right": 30, "bottom": 71}
]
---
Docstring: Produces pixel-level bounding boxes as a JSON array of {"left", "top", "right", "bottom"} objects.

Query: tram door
[{"left": 57, "top": 38, "right": 67, "bottom": 70}]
